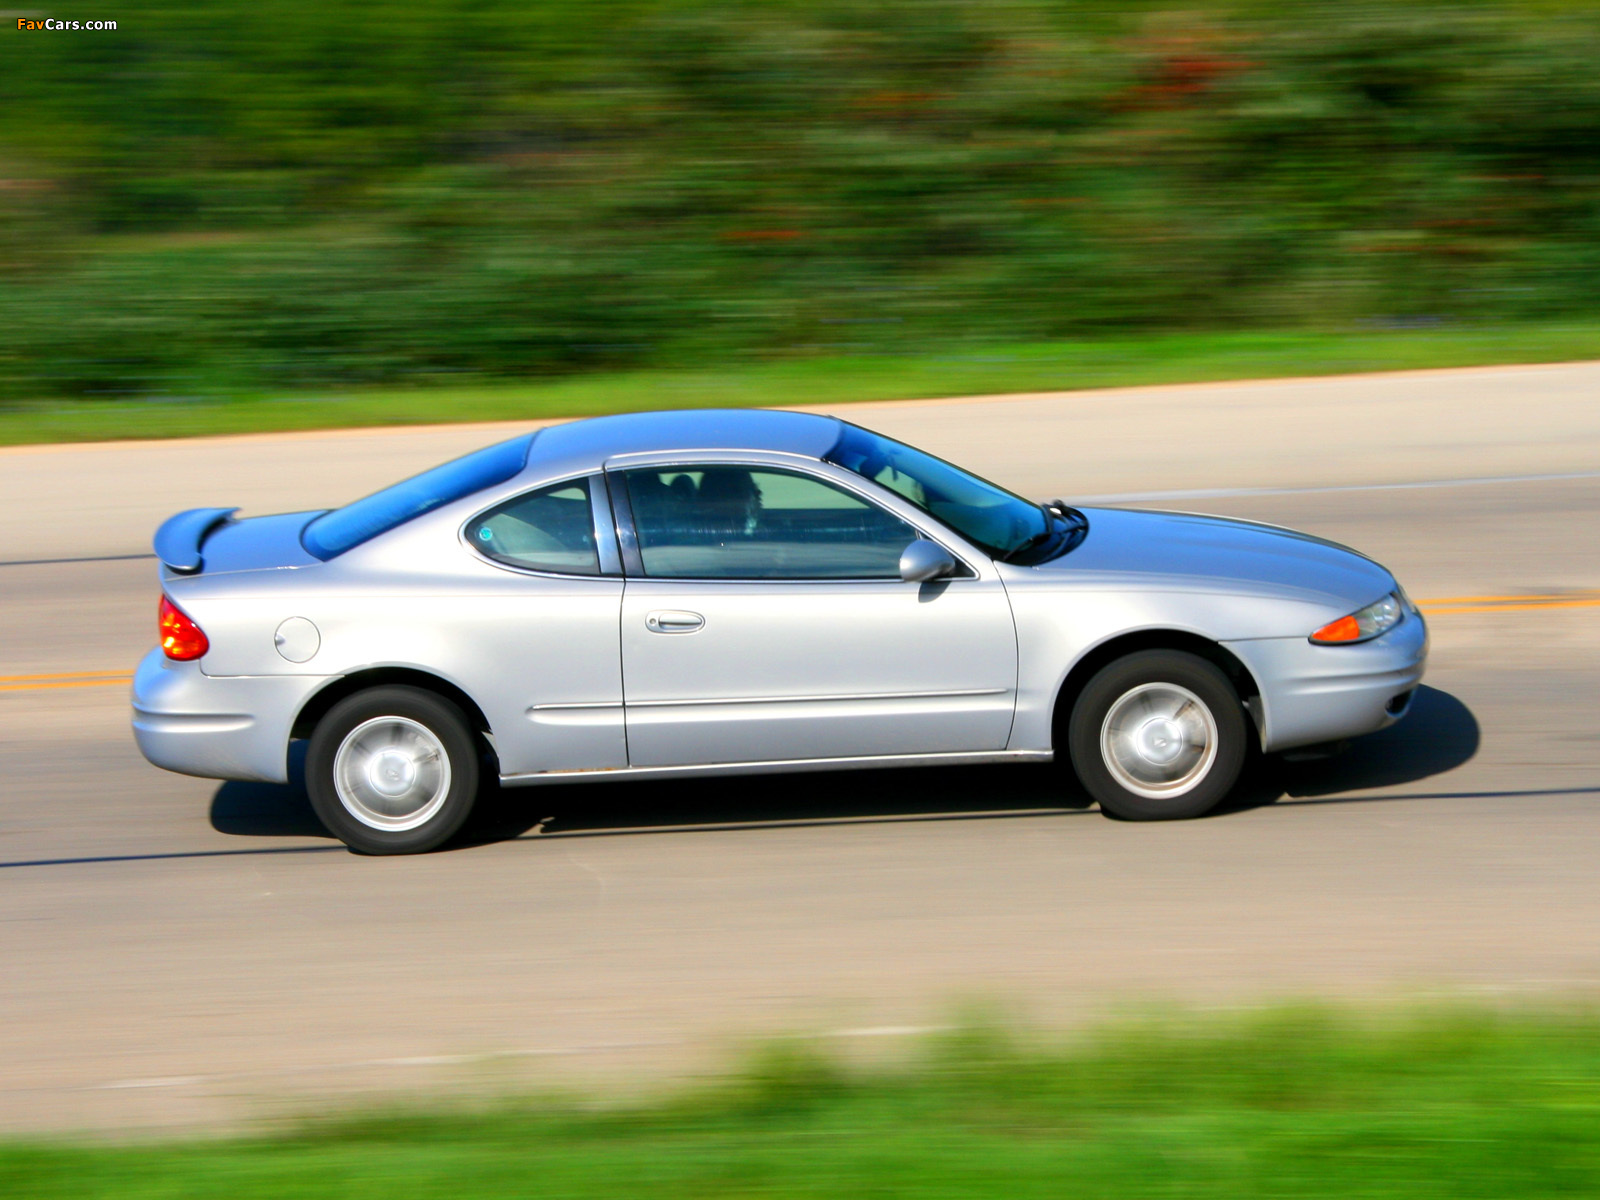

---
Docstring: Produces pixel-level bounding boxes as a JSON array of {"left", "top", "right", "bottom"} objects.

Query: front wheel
[
  {"left": 1068, "top": 650, "right": 1247, "bottom": 821},
  {"left": 306, "top": 686, "right": 481, "bottom": 854}
]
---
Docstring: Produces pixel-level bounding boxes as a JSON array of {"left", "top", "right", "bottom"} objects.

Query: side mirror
[{"left": 899, "top": 539, "right": 957, "bottom": 583}]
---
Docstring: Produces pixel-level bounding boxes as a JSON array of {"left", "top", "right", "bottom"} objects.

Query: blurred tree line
[{"left": 3, "top": 0, "right": 1600, "bottom": 399}]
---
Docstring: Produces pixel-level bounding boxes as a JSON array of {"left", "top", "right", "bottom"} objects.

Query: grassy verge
[
  {"left": 6, "top": 1005, "right": 1600, "bottom": 1198},
  {"left": 3, "top": 322, "right": 1599, "bottom": 447}
]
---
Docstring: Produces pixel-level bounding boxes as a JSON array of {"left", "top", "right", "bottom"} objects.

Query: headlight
[{"left": 1310, "top": 592, "right": 1405, "bottom": 645}]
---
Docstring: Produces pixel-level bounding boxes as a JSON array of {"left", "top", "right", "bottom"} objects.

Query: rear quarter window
[
  {"left": 302, "top": 434, "right": 535, "bottom": 560},
  {"left": 467, "top": 479, "right": 600, "bottom": 575}
]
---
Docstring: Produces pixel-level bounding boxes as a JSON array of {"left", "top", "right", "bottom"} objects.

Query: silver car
[{"left": 133, "top": 409, "right": 1427, "bottom": 854}]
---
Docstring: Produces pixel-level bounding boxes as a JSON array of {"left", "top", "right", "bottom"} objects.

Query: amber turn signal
[
  {"left": 1310, "top": 614, "right": 1361, "bottom": 643},
  {"left": 1310, "top": 593, "right": 1404, "bottom": 645}
]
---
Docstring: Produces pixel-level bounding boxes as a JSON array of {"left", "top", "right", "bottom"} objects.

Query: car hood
[{"left": 1023, "top": 506, "right": 1396, "bottom": 610}]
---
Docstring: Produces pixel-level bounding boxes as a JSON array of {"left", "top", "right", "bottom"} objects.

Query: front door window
[{"left": 622, "top": 467, "right": 918, "bottom": 580}]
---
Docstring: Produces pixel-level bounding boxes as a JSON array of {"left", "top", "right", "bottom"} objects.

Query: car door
[{"left": 611, "top": 461, "right": 1018, "bottom": 768}]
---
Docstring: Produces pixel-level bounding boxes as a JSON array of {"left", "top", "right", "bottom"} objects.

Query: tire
[
  {"left": 305, "top": 686, "right": 481, "bottom": 854},
  {"left": 1067, "top": 650, "right": 1247, "bottom": 821}
]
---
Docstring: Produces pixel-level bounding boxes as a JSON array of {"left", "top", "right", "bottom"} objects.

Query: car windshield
[
  {"left": 824, "top": 423, "right": 1050, "bottom": 558},
  {"left": 302, "top": 433, "right": 535, "bottom": 560}
]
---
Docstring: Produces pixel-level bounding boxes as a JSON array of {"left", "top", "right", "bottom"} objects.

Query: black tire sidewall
[
  {"left": 1068, "top": 650, "right": 1247, "bottom": 821},
  {"left": 306, "top": 686, "right": 481, "bottom": 854}
]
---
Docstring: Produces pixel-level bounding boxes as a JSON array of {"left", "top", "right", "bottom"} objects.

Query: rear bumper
[
  {"left": 1224, "top": 610, "right": 1428, "bottom": 753},
  {"left": 131, "top": 649, "right": 329, "bottom": 783}
]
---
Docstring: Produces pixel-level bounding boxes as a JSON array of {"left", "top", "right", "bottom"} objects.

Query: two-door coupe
[{"left": 133, "top": 409, "right": 1427, "bottom": 853}]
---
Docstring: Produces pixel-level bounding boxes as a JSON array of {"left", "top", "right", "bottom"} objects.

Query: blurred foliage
[
  {"left": 4, "top": 1, "right": 1600, "bottom": 400},
  {"left": 6, "top": 1004, "right": 1600, "bottom": 1196},
  {"left": 6, "top": 322, "right": 1600, "bottom": 445}
]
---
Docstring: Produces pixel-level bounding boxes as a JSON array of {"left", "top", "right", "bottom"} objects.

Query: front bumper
[
  {"left": 1224, "top": 609, "right": 1428, "bottom": 753},
  {"left": 131, "top": 649, "right": 330, "bottom": 783}
]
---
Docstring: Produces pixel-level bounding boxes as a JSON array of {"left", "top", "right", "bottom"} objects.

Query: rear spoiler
[{"left": 153, "top": 507, "right": 238, "bottom": 575}]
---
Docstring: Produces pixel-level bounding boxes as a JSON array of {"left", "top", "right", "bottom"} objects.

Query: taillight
[{"left": 159, "top": 594, "right": 209, "bottom": 661}]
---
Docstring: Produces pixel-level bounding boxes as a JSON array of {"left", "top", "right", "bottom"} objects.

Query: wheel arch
[
  {"left": 291, "top": 667, "right": 496, "bottom": 755},
  {"left": 1049, "top": 630, "right": 1263, "bottom": 753}
]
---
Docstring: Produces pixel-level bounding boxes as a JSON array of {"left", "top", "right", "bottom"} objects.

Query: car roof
[{"left": 525, "top": 409, "right": 843, "bottom": 476}]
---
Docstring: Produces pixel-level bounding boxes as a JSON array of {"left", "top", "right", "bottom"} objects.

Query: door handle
[{"left": 645, "top": 609, "right": 705, "bottom": 634}]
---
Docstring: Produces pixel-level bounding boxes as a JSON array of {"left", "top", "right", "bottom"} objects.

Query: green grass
[
  {"left": 7, "top": 1004, "right": 1600, "bottom": 1198},
  {"left": 3, "top": 321, "right": 1599, "bottom": 447}
]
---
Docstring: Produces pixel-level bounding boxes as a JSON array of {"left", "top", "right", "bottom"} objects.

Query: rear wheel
[
  {"left": 306, "top": 686, "right": 480, "bottom": 854},
  {"left": 1068, "top": 650, "right": 1247, "bottom": 821}
]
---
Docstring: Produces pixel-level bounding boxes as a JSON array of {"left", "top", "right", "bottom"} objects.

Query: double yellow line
[
  {"left": 0, "top": 670, "right": 134, "bottom": 693},
  {"left": 2, "top": 591, "right": 1595, "bottom": 695},
  {"left": 1417, "top": 590, "right": 1600, "bottom": 615}
]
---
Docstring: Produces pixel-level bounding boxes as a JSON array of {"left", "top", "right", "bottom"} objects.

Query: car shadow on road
[
  {"left": 465, "top": 684, "right": 1487, "bottom": 843},
  {"left": 199, "top": 684, "right": 1489, "bottom": 851},
  {"left": 1215, "top": 683, "right": 1483, "bottom": 816},
  {"left": 209, "top": 741, "right": 328, "bottom": 839}
]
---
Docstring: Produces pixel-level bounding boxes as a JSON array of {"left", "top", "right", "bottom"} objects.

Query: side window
[
  {"left": 622, "top": 467, "right": 918, "bottom": 579},
  {"left": 467, "top": 478, "right": 600, "bottom": 575}
]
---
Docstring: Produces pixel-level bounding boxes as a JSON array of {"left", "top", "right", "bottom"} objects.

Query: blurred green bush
[
  {"left": 6, "top": 1004, "right": 1600, "bottom": 1197},
  {"left": 4, "top": 1, "right": 1600, "bottom": 400}
]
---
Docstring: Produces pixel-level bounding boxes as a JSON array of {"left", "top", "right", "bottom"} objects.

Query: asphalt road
[{"left": 2, "top": 365, "right": 1598, "bottom": 1134}]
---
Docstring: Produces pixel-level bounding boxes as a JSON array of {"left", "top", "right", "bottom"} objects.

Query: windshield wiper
[
  {"left": 999, "top": 505, "right": 1061, "bottom": 562},
  {"left": 1002, "top": 535, "right": 1054, "bottom": 562},
  {"left": 1003, "top": 502, "right": 1089, "bottom": 564}
]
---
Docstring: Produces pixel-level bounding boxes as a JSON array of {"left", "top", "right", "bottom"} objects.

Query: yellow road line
[
  {"left": 1422, "top": 597, "right": 1600, "bottom": 606},
  {"left": 0, "top": 676, "right": 133, "bottom": 692},
  {"left": 0, "top": 670, "right": 134, "bottom": 684},
  {"left": 1418, "top": 591, "right": 1600, "bottom": 614},
  {"left": 1419, "top": 590, "right": 1600, "bottom": 605},
  {"left": 1422, "top": 599, "right": 1600, "bottom": 615}
]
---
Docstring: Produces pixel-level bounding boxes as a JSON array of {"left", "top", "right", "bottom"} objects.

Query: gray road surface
[{"left": 2, "top": 366, "right": 1598, "bottom": 1134}]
